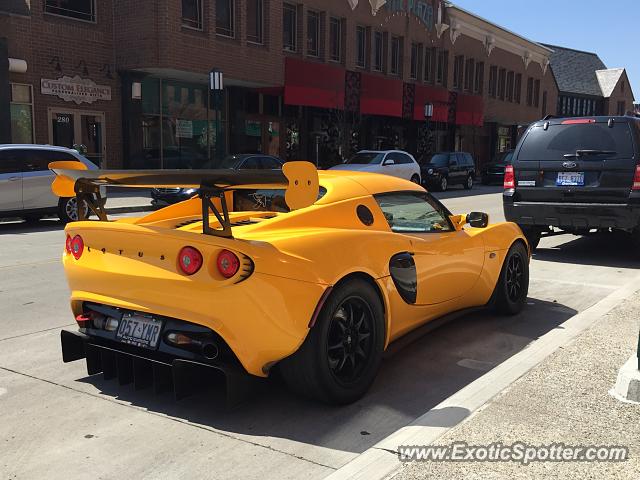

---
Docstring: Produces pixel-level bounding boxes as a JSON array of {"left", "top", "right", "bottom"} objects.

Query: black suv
[
  {"left": 421, "top": 152, "right": 476, "bottom": 191},
  {"left": 503, "top": 116, "right": 640, "bottom": 249}
]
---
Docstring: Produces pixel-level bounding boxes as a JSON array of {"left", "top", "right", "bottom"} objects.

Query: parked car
[
  {"left": 421, "top": 152, "right": 476, "bottom": 191},
  {"left": 0, "top": 144, "right": 104, "bottom": 223},
  {"left": 329, "top": 150, "right": 421, "bottom": 184},
  {"left": 503, "top": 115, "right": 640, "bottom": 250},
  {"left": 150, "top": 154, "right": 285, "bottom": 206},
  {"left": 482, "top": 150, "right": 514, "bottom": 185}
]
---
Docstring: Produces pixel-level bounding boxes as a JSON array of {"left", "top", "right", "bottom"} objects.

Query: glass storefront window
[{"left": 10, "top": 84, "right": 34, "bottom": 144}]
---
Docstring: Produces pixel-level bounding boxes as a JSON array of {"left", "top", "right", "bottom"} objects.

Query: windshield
[
  {"left": 346, "top": 152, "right": 385, "bottom": 165},
  {"left": 428, "top": 154, "right": 449, "bottom": 167},
  {"left": 518, "top": 123, "right": 634, "bottom": 161},
  {"left": 495, "top": 151, "right": 513, "bottom": 165}
]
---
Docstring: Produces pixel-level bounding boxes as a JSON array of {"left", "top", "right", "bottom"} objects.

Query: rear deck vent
[{"left": 175, "top": 219, "right": 201, "bottom": 228}]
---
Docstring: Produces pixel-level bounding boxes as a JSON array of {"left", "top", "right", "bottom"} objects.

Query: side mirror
[
  {"left": 467, "top": 212, "right": 489, "bottom": 228},
  {"left": 383, "top": 159, "right": 395, "bottom": 166}
]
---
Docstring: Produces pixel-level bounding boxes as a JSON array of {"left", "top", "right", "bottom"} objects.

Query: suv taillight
[
  {"left": 504, "top": 165, "right": 515, "bottom": 189},
  {"left": 633, "top": 165, "right": 640, "bottom": 191}
]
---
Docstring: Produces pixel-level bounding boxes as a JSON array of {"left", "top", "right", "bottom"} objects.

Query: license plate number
[
  {"left": 116, "top": 314, "right": 163, "bottom": 349},
  {"left": 556, "top": 171, "right": 585, "bottom": 186}
]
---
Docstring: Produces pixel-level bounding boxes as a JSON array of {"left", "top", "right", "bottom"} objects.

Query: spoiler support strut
[{"left": 200, "top": 186, "right": 233, "bottom": 238}]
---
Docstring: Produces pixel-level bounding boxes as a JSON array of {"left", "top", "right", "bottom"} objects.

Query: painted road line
[{"left": 324, "top": 273, "right": 640, "bottom": 480}]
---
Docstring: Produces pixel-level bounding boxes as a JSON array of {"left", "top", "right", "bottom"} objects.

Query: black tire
[
  {"left": 410, "top": 174, "right": 421, "bottom": 185},
  {"left": 280, "top": 279, "right": 385, "bottom": 404},
  {"left": 520, "top": 226, "right": 541, "bottom": 251},
  {"left": 464, "top": 175, "right": 474, "bottom": 190},
  {"left": 492, "top": 242, "right": 530, "bottom": 315},
  {"left": 439, "top": 176, "right": 448, "bottom": 192},
  {"left": 58, "top": 197, "right": 88, "bottom": 224}
]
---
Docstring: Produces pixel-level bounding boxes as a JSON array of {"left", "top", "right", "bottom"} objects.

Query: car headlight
[
  {"left": 427, "top": 168, "right": 434, "bottom": 175},
  {"left": 183, "top": 188, "right": 197, "bottom": 195}
]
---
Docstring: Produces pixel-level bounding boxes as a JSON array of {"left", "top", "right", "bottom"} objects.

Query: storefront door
[{"left": 48, "top": 109, "right": 106, "bottom": 167}]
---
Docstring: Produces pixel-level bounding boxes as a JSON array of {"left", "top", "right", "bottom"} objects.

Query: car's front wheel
[
  {"left": 464, "top": 175, "right": 474, "bottom": 190},
  {"left": 491, "top": 242, "right": 530, "bottom": 315},
  {"left": 439, "top": 176, "right": 448, "bottom": 192},
  {"left": 59, "top": 197, "right": 88, "bottom": 224},
  {"left": 280, "top": 278, "right": 385, "bottom": 404}
]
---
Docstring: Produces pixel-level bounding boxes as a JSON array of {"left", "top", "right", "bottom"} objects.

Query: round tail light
[
  {"left": 217, "top": 249, "right": 240, "bottom": 278},
  {"left": 65, "top": 235, "right": 73, "bottom": 254},
  {"left": 178, "top": 246, "right": 203, "bottom": 275},
  {"left": 70, "top": 235, "right": 84, "bottom": 260}
]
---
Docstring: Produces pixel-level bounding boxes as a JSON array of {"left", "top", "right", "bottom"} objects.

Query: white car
[
  {"left": 0, "top": 144, "right": 105, "bottom": 223},
  {"left": 329, "top": 150, "right": 421, "bottom": 184}
]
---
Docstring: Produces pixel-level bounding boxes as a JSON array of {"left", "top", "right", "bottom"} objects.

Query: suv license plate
[
  {"left": 116, "top": 314, "right": 163, "bottom": 349},
  {"left": 556, "top": 171, "right": 585, "bottom": 186}
]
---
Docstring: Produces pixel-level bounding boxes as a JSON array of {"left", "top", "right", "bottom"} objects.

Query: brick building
[{"left": 2, "top": 0, "right": 558, "bottom": 169}]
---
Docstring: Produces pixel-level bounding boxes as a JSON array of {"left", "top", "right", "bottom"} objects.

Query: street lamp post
[{"left": 209, "top": 69, "right": 224, "bottom": 166}]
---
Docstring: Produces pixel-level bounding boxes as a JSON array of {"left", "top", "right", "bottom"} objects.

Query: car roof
[
  {"left": 357, "top": 150, "right": 410, "bottom": 154},
  {"left": 0, "top": 144, "right": 80, "bottom": 154}
]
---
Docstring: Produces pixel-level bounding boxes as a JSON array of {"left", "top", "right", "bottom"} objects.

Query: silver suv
[{"left": 0, "top": 144, "right": 104, "bottom": 223}]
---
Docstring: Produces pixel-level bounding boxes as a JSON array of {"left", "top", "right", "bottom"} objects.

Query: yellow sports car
[{"left": 51, "top": 161, "right": 529, "bottom": 405}]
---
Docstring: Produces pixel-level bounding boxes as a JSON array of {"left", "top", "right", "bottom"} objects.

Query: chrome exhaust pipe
[{"left": 201, "top": 342, "right": 219, "bottom": 360}]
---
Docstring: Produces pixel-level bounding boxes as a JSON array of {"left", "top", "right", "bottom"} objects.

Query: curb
[
  {"left": 610, "top": 354, "right": 640, "bottom": 404},
  {"left": 324, "top": 274, "right": 640, "bottom": 480}
]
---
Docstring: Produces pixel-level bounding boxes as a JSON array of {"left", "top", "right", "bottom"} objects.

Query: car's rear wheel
[
  {"left": 410, "top": 174, "right": 421, "bottom": 184},
  {"left": 59, "top": 197, "right": 88, "bottom": 224},
  {"left": 491, "top": 242, "right": 529, "bottom": 315},
  {"left": 464, "top": 175, "right": 474, "bottom": 190},
  {"left": 519, "top": 226, "right": 541, "bottom": 251},
  {"left": 440, "top": 176, "right": 448, "bottom": 192},
  {"left": 280, "top": 279, "right": 385, "bottom": 404}
]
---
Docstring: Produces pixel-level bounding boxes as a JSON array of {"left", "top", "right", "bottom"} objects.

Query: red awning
[
  {"left": 360, "top": 74, "right": 403, "bottom": 118},
  {"left": 284, "top": 57, "right": 345, "bottom": 109},
  {"left": 413, "top": 85, "right": 449, "bottom": 122},
  {"left": 456, "top": 94, "right": 484, "bottom": 126}
]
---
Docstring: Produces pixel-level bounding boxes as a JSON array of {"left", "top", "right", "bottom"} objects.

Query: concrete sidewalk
[{"left": 393, "top": 292, "right": 640, "bottom": 480}]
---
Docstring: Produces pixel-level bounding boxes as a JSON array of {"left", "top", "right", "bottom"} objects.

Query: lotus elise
[{"left": 50, "top": 161, "right": 529, "bottom": 405}]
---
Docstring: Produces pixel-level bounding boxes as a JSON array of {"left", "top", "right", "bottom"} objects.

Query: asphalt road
[{"left": 1, "top": 186, "right": 638, "bottom": 479}]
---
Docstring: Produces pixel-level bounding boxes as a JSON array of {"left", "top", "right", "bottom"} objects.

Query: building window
[
  {"left": 10, "top": 84, "right": 34, "bottom": 144},
  {"left": 373, "top": 31, "right": 384, "bottom": 72},
  {"left": 307, "top": 11, "right": 320, "bottom": 57},
  {"left": 514, "top": 74, "right": 522, "bottom": 104},
  {"left": 283, "top": 3, "right": 297, "bottom": 52},
  {"left": 506, "top": 71, "right": 514, "bottom": 102},
  {"left": 182, "top": 0, "right": 202, "bottom": 29},
  {"left": 488, "top": 66, "right": 497, "bottom": 97},
  {"left": 464, "top": 58, "right": 474, "bottom": 92},
  {"left": 356, "top": 26, "right": 367, "bottom": 68},
  {"left": 329, "top": 17, "right": 342, "bottom": 62},
  {"left": 534, "top": 79, "right": 540, "bottom": 107},
  {"left": 424, "top": 48, "right": 434, "bottom": 83},
  {"left": 44, "top": 0, "right": 95, "bottom": 22},
  {"left": 410, "top": 43, "right": 420, "bottom": 80},
  {"left": 216, "top": 0, "right": 235, "bottom": 37},
  {"left": 453, "top": 55, "right": 464, "bottom": 90},
  {"left": 526, "top": 77, "right": 534, "bottom": 106},
  {"left": 497, "top": 68, "right": 506, "bottom": 100},
  {"left": 390, "top": 37, "right": 401, "bottom": 75},
  {"left": 617, "top": 101, "right": 626, "bottom": 115},
  {"left": 246, "top": 0, "right": 263, "bottom": 43},
  {"left": 436, "top": 50, "right": 448, "bottom": 86},
  {"left": 474, "top": 62, "right": 484, "bottom": 94}
]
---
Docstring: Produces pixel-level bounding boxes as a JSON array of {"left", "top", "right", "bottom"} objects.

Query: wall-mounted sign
[
  {"left": 41, "top": 75, "right": 112, "bottom": 105},
  {"left": 176, "top": 119, "right": 193, "bottom": 138},
  {"left": 383, "top": 0, "right": 435, "bottom": 29}
]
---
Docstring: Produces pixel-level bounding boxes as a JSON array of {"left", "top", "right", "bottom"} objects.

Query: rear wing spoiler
[{"left": 48, "top": 161, "right": 319, "bottom": 238}]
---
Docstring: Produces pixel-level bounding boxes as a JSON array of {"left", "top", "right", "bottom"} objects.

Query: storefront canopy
[
  {"left": 284, "top": 57, "right": 345, "bottom": 110},
  {"left": 413, "top": 85, "right": 450, "bottom": 122},
  {"left": 360, "top": 74, "right": 403, "bottom": 118},
  {"left": 455, "top": 93, "right": 484, "bottom": 127}
]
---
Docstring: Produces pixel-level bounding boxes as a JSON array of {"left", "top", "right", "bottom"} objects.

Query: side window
[
  {"left": 0, "top": 150, "right": 21, "bottom": 174},
  {"left": 465, "top": 154, "right": 474, "bottom": 166},
  {"left": 241, "top": 157, "right": 261, "bottom": 169},
  {"left": 395, "top": 153, "right": 413, "bottom": 165},
  {"left": 375, "top": 192, "right": 453, "bottom": 233},
  {"left": 24, "top": 150, "right": 78, "bottom": 172},
  {"left": 260, "top": 157, "right": 281, "bottom": 169}
]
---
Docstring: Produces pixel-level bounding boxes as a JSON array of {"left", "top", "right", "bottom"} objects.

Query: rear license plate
[
  {"left": 556, "top": 171, "right": 585, "bottom": 186},
  {"left": 116, "top": 314, "right": 163, "bottom": 349}
]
